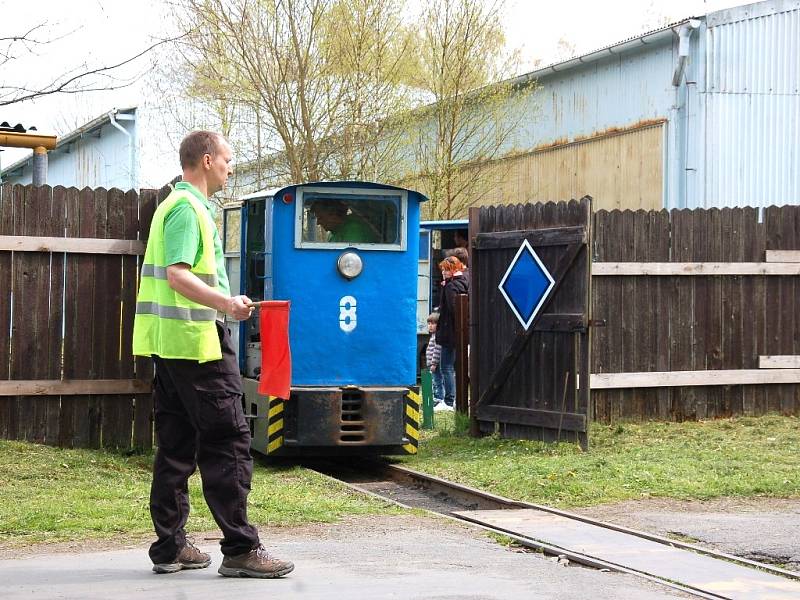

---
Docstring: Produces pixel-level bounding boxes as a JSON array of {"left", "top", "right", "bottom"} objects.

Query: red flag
[{"left": 257, "top": 301, "right": 292, "bottom": 399}]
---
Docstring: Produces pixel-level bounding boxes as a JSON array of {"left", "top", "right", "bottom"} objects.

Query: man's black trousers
[{"left": 149, "top": 322, "right": 259, "bottom": 564}]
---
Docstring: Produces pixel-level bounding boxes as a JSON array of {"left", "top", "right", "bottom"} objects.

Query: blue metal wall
[
  {"left": 700, "top": 1, "right": 800, "bottom": 209},
  {"left": 2, "top": 115, "right": 138, "bottom": 191},
  {"left": 497, "top": 0, "right": 800, "bottom": 210},
  {"left": 512, "top": 42, "right": 676, "bottom": 153},
  {"left": 499, "top": 28, "right": 683, "bottom": 208}
]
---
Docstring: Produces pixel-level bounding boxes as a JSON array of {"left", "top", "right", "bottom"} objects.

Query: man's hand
[
  {"left": 430, "top": 365, "right": 437, "bottom": 373},
  {"left": 227, "top": 295, "right": 254, "bottom": 321}
]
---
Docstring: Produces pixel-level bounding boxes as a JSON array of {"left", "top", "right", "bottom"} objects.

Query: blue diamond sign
[{"left": 498, "top": 239, "right": 555, "bottom": 330}]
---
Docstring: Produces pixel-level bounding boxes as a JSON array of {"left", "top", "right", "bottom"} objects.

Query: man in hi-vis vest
[{"left": 133, "top": 131, "right": 294, "bottom": 579}]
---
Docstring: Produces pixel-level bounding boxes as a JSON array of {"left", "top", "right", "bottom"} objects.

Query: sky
[{"left": 0, "top": 0, "right": 746, "bottom": 168}]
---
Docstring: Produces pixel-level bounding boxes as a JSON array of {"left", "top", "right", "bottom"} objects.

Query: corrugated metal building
[
  {"left": 0, "top": 106, "right": 182, "bottom": 191},
  {"left": 478, "top": 0, "right": 800, "bottom": 212},
  {"left": 1, "top": 108, "right": 139, "bottom": 190},
  {"left": 5, "top": 0, "right": 795, "bottom": 212}
]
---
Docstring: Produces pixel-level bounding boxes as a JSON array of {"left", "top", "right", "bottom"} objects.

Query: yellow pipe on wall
[{"left": 0, "top": 132, "right": 57, "bottom": 150}]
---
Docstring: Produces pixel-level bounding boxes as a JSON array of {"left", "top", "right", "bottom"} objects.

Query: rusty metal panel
[
  {"left": 359, "top": 388, "right": 406, "bottom": 444},
  {"left": 461, "top": 124, "right": 664, "bottom": 212}
]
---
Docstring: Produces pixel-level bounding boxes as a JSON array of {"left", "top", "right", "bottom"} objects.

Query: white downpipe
[
  {"left": 672, "top": 20, "right": 701, "bottom": 87},
  {"left": 108, "top": 109, "right": 136, "bottom": 191},
  {"left": 668, "top": 19, "right": 702, "bottom": 208}
]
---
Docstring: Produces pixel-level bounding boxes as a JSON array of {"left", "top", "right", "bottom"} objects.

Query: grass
[
  {"left": 0, "top": 441, "right": 399, "bottom": 547},
  {"left": 3, "top": 413, "right": 798, "bottom": 546},
  {"left": 398, "top": 413, "right": 800, "bottom": 508}
]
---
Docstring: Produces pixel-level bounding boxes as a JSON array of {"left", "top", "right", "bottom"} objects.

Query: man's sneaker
[
  {"left": 152, "top": 540, "right": 212, "bottom": 574},
  {"left": 218, "top": 545, "right": 294, "bottom": 578}
]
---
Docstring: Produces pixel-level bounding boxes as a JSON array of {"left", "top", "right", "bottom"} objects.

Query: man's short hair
[
  {"left": 179, "top": 131, "right": 223, "bottom": 170},
  {"left": 310, "top": 200, "right": 347, "bottom": 216},
  {"left": 450, "top": 246, "right": 469, "bottom": 267}
]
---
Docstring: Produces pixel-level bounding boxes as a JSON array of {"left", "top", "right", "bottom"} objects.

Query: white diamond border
[{"left": 497, "top": 238, "right": 556, "bottom": 331}]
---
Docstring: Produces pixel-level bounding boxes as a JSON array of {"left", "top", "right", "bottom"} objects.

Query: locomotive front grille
[{"left": 340, "top": 389, "right": 366, "bottom": 443}]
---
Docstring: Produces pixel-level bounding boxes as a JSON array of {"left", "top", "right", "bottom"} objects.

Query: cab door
[{"left": 221, "top": 202, "right": 243, "bottom": 360}]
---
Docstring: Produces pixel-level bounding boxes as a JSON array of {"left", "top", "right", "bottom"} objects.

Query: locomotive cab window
[{"left": 296, "top": 187, "right": 407, "bottom": 251}]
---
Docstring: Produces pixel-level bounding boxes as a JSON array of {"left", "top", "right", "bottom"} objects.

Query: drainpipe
[
  {"left": 32, "top": 146, "right": 48, "bottom": 186},
  {"left": 108, "top": 109, "right": 136, "bottom": 190},
  {"left": 672, "top": 20, "right": 701, "bottom": 87},
  {"left": 668, "top": 19, "right": 702, "bottom": 208}
]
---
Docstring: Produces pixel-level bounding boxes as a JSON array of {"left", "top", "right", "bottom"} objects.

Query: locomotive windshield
[{"left": 296, "top": 188, "right": 406, "bottom": 250}]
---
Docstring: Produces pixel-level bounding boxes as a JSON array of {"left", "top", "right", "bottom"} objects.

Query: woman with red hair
[{"left": 436, "top": 255, "right": 469, "bottom": 410}]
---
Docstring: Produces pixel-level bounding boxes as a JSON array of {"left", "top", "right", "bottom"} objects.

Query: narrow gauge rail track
[{"left": 308, "top": 459, "right": 800, "bottom": 600}]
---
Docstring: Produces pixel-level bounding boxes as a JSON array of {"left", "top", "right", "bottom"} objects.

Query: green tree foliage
[
  {"left": 173, "top": 0, "right": 535, "bottom": 214},
  {"left": 408, "top": 0, "right": 536, "bottom": 219}
]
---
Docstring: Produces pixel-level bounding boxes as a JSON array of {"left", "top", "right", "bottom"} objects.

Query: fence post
[
  {"left": 455, "top": 293, "right": 469, "bottom": 414},
  {"left": 468, "top": 207, "right": 481, "bottom": 437},
  {"left": 420, "top": 369, "right": 434, "bottom": 429}
]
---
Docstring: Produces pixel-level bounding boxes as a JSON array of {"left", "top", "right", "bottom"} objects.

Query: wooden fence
[
  {"left": 0, "top": 184, "right": 163, "bottom": 448},
  {"left": 2, "top": 182, "right": 799, "bottom": 448},
  {"left": 591, "top": 205, "right": 800, "bottom": 422}
]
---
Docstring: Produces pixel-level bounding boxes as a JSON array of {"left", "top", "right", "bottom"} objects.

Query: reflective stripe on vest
[
  {"left": 135, "top": 301, "right": 217, "bottom": 322},
  {"left": 132, "top": 189, "right": 223, "bottom": 362},
  {"left": 140, "top": 264, "right": 219, "bottom": 287}
]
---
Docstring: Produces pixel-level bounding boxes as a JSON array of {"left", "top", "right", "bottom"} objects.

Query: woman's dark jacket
[{"left": 437, "top": 274, "right": 469, "bottom": 348}]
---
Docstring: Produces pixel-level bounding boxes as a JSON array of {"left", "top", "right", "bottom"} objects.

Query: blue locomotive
[{"left": 222, "top": 182, "right": 426, "bottom": 456}]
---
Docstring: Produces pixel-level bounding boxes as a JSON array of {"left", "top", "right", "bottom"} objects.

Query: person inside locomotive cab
[{"left": 310, "top": 200, "right": 381, "bottom": 243}]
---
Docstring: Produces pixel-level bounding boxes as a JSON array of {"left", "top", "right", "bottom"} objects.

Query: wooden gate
[{"left": 469, "top": 198, "right": 592, "bottom": 448}]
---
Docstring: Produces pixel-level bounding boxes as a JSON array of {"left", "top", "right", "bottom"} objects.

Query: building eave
[
  {"left": 1, "top": 107, "right": 137, "bottom": 176},
  {"left": 506, "top": 19, "right": 700, "bottom": 89}
]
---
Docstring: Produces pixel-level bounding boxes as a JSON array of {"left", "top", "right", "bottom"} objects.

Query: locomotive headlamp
[{"left": 337, "top": 251, "right": 363, "bottom": 280}]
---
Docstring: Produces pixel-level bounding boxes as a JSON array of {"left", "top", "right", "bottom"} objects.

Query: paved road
[
  {"left": 577, "top": 498, "right": 800, "bottom": 571},
  {"left": 0, "top": 515, "right": 687, "bottom": 600}
]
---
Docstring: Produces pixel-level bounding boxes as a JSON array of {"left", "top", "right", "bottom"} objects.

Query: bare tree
[
  {"left": 169, "top": 0, "right": 535, "bottom": 210},
  {"left": 554, "top": 36, "right": 577, "bottom": 62},
  {"left": 174, "top": 0, "right": 415, "bottom": 186},
  {"left": 320, "top": 0, "right": 416, "bottom": 181},
  {"left": 0, "top": 21, "right": 184, "bottom": 108},
  {"left": 407, "top": 0, "right": 536, "bottom": 219}
]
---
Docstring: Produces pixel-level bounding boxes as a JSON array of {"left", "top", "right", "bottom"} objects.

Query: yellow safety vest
[{"left": 132, "top": 190, "right": 222, "bottom": 362}]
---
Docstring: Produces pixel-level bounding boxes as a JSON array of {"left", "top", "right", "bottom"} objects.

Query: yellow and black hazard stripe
[
  {"left": 266, "top": 397, "right": 285, "bottom": 454},
  {"left": 403, "top": 387, "right": 421, "bottom": 454}
]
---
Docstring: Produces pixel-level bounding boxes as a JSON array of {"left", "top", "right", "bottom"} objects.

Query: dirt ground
[{"left": 573, "top": 496, "right": 800, "bottom": 571}]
